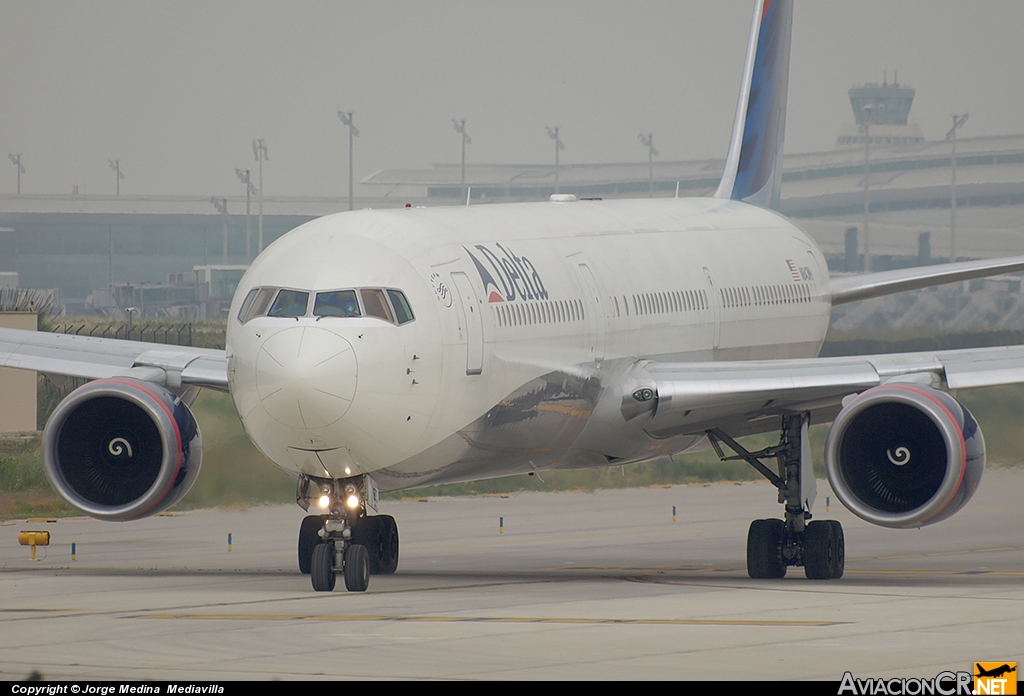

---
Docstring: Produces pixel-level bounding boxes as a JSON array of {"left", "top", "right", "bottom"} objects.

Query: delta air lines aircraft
[{"left": 4, "top": 0, "right": 1024, "bottom": 592}]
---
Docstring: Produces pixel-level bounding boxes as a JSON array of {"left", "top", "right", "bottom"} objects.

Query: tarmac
[{"left": 1, "top": 469, "right": 1022, "bottom": 680}]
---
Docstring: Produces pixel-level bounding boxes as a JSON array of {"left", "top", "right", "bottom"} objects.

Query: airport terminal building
[{"left": 2, "top": 81, "right": 1023, "bottom": 317}]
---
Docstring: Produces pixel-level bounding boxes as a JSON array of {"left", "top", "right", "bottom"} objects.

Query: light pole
[
  {"left": 638, "top": 133, "right": 658, "bottom": 196},
  {"left": 211, "top": 197, "right": 229, "bottom": 264},
  {"left": 452, "top": 119, "right": 471, "bottom": 202},
  {"left": 8, "top": 154, "right": 25, "bottom": 195},
  {"left": 253, "top": 139, "right": 268, "bottom": 255},
  {"left": 861, "top": 107, "right": 872, "bottom": 272},
  {"left": 546, "top": 126, "right": 565, "bottom": 194},
  {"left": 109, "top": 159, "right": 124, "bottom": 196},
  {"left": 947, "top": 113, "right": 968, "bottom": 263},
  {"left": 337, "top": 110, "right": 360, "bottom": 211},
  {"left": 235, "top": 167, "right": 256, "bottom": 264}
]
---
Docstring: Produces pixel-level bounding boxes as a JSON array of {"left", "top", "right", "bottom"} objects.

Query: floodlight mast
[
  {"left": 108, "top": 159, "right": 124, "bottom": 196},
  {"left": 947, "top": 113, "right": 968, "bottom": 263},
  {"left": 253, "top": 139, "right": 268, "bottom": 255},
  {"left": 546, "top": 126, "right": 565, "bottom": 194},
  {"left": 235, "top": 167, "right": 256, "bottom": 263},
  {"left": 8, "top": 154, "right": 25, "bottom": 195},
  {"left": 337, "top": 111, "right": 360, "bottom": 211},
  {"left": 638, "top": 133, "right": 658, "bottom": 196},
  {"left": 210, "top": 197, "right": 229, "bottom": 264},
  {"left": 452, "top": 119, "right": 471, "bottom": 202},
  {"left": 861, "top": 107, "right": 872, "bottom": 273}
]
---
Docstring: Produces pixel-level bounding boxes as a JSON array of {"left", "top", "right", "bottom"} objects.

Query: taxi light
[
  {"left": 318, "top": 495, "right": 331, "bottom": 509},
  {"left": 346, "top": 494, "right": 360, "bottom": 509},
  {"left": 18, "top": 531, "right": 50, "bottom": 562}
]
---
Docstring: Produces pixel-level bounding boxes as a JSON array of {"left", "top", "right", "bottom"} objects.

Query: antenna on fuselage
[
  {"left": 675, "top": 181, "right": 680, "bottom": 199},
  {"left": 466, "top": 186, "right": 472, "bottom": 207}
]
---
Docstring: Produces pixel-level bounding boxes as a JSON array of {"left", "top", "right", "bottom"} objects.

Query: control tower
[{"left": 836, "top": 73, "right": 924, "bottom": 148}]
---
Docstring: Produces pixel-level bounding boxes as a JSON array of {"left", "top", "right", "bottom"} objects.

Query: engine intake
[
  {"left": 825, "top": 384, "right": 984, "bottom": 529},
  {"left": 43, "top": 378, "right": 203, "bottom": 521}
]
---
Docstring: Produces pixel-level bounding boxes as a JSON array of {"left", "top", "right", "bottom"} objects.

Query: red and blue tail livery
[{"left": 715, "top": 0, "right": 793, "bottom": 210}]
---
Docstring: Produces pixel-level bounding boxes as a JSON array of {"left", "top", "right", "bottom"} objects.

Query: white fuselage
[{"left": 226, "top": 196, "right": 831, "bottom": 491}]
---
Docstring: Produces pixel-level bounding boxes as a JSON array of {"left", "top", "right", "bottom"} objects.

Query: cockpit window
[
  {"left": 268, "top": 289, "right": 309, "bottom": 317},
  {"left": 239, "top": 287, "right": 277, "bottom": 323},
  {"left": 387, "top": 289, "right": 415, "bottom": 324},
  {"left": 314, "top": 290, "right": 361, "bottom": 317},
  {"left": 237, "top": 288, "right": 259, "bottom": 324},
  {"left": 360, "top": 289, "right": 394, "bottom": 323},
  {"left": 240, "top": 285, "right": 414, "bottom": 325}
]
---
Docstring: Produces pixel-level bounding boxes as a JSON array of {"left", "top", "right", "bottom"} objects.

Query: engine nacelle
[
  {"left": 825, "top": 384, "right": 984, "bottom": 529},
  {"left": 42, "top": 378, "right": 203, "bottom": 521}
]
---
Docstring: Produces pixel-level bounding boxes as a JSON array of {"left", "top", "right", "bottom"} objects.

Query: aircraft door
[
  {"left": 450, "top": 271, "right": 484, "bottom": 375},
  {"left": 703, "top": 266, "right": 721, "bottom": 350},
  {"left": 574, "top": 262, "right": 606, "bottom": 363}
]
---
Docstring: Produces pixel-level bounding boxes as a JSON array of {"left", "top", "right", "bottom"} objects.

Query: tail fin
[{"left": 714, "top": 0, "right": 794, "bottom": 210}]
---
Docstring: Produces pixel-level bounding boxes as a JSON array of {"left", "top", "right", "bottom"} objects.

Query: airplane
[
  {"left": 975, "top": 665, "right": 1016, "bottom": 679},
  {"left": 4, "top": 0, "right": 1024, "bottom": 592}
]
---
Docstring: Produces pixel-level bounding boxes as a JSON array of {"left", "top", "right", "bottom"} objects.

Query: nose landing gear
[{"left": 296, "top": 473, "right": 399, "bottom": 592}]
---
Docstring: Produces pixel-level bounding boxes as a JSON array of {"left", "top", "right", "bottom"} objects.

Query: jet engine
[
  {"left": 825, "top": 384, "right": 984, "bottom": 529},
  {"left": 42, "top": 378, "right": 203, "bottom": 521}
]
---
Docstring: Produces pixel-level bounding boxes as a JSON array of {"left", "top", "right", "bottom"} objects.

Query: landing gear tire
[
  {"left": 828, "top": 520, "right": 845, "bottom": 579},
  {"left": 747, "top": 518, "right": 787, "bottom": 579},
  {"left": 804, "top": 520, "right": 845, "bottom": 580},
  {"left": 355, "top": 515, "right": 399, "bottom": 575},
  {"left": 310, "top": 542, "right": 336, "bottom": 592},
  {"left": 298, "top": 515, "right": 327, "bottom": 574},
  {"left": 344, "top": 544, "right": 370, "bottom": 592},
  {"left": 375, "top": 515, "right": 399, "bottom": 575}
]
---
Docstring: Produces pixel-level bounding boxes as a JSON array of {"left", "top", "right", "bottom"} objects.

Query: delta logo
[
  {"left": 974, "top": 663, "right": 1016, "bottom": 695},
  {"left": 464, "top": 243, "right": 549, "bottom": 303}
]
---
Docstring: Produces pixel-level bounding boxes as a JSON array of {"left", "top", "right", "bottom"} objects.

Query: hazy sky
[{"left": 2, "top": 1, "right": 1022, "bottom": 198}]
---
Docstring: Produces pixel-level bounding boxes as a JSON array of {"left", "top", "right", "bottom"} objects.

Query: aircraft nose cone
[{"left": 256, "top": 326, "right": 357, "bottom": 429}]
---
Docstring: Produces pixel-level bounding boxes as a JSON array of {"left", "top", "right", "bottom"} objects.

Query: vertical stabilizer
[{"left": 714, "top": 0, "right": 794, "bottom": 210}]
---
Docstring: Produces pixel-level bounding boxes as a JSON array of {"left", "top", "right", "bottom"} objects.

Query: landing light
[
  {"left": 346, "top": 494, "right": 360, "bottom": 509},
  {"left": 318, "top": 495, "right": 331, "bottom": 509}
]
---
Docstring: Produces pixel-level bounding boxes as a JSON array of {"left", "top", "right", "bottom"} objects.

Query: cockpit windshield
[
  {"left": 238, "top": 286, "right": 414, "bottom": 325},
  {"left": 313, "top": 290, "right": 361, "bottom": 317},
  {"left": 387, "top": 289, "right": 414, "bottom": 324},
  {"left": 268, "top": 290, "right": 309, "bottom": 317},
  {"left": 238, "top": 287, "right": 277, "bottom": 324},
  {"left": 359, "top": 289, "right": 394, "bottom": 323}
]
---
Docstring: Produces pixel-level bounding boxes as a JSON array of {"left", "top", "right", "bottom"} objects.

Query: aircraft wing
[
  {"left": 0, "top": 327, "right": 229, "bottom": 391},
  {"left": 622, "top": 345, "right": 1024, "bottom": 439},
  {"left": 830, "top": 255, "right": 1024, "bottom": 305}
]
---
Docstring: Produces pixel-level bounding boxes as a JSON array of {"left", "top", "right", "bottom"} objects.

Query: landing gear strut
[
  {"left": 295, "top": 473, "right": 399, "bottom": 592},
  {"left": 709, "top": 413, "right": 844, "bottom": 580}
]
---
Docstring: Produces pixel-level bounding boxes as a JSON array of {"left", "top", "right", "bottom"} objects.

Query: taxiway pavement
[{"left": 1, "top": 470, "right": 1022, "bottom": 680}]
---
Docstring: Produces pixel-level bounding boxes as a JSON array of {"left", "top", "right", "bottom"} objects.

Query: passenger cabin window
[
  {"left": 314, "top": 290, "right": 361, "bottom": 317},
  {"left": 268, "top": 289, "right": 309, "bottom": 317}
]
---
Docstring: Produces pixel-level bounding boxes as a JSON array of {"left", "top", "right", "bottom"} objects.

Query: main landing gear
[
  {"left": 708, "top": 413, "right": 845, "bottom": 580},
  {"left": 295, "top": 473, "right": 399, "bottom": 592}
]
